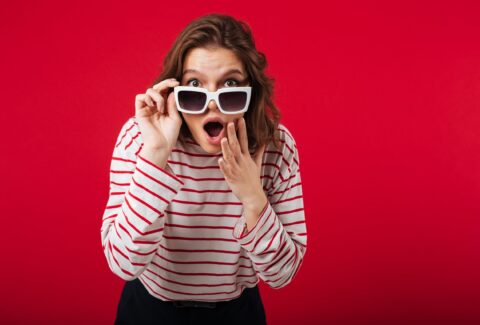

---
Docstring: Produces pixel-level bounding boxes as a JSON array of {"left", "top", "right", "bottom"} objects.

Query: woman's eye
[
  {"left": 225, "top": 79, "right": 239, "bottom": 87},
  {"left": 186, "top": 79, "right": 200, "bottom": 87},
  {"left": 185, "top": 78, "right": 239, "bottom": 87}
]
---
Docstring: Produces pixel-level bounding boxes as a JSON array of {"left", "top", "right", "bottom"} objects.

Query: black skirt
[{"left": 114, "top": 278, "right": 267, "bottom": 325}]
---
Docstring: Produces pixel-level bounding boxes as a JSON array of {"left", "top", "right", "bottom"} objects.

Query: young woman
[{"left": 100, "top": 13, "right": 307, "bottom": 325}]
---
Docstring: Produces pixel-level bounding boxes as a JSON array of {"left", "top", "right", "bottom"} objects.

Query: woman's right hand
[{"left": 135, "top": 78, "right": 182, "bottom": 151}]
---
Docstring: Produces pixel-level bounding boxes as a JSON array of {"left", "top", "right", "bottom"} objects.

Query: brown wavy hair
[{"left": 150, "top": 13, "right": 282, "bottom": 152}]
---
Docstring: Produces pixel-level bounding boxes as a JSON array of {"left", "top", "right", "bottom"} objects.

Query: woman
[{"left": 100, "top": 13, "right": 307, "bottom": 325}]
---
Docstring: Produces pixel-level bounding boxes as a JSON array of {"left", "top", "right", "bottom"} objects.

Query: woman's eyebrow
[{"left": 182, "top": 68, "right": 244, "bottom": 77}]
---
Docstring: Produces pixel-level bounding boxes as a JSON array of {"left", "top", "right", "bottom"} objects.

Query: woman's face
[{"left": 180, "top": 47, "right": 249, "bottom": 154}]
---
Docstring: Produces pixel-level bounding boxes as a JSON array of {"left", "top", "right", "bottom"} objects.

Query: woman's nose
[
  {"left": 207, "top": 98, "right": 219, "bottom": 111},
  {"left": 206, "top": 86, "right": 220, "bottom": 111}
]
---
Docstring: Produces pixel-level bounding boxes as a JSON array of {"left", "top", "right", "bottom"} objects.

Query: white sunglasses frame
[{"left": 173, "top": 86, "right": 252, "bottom": 115}]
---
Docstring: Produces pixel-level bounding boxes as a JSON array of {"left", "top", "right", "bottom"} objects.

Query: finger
[
  {"left": 221, "top": 137, "right": 239, "bottom": 169},
  {"left": 221, "top": 137, "right": 232, "bottom": 162},
  {"left": 166, "top": 91, "right": 179, "bottom": 118},
  {"left": 153, "top": 79, "right": 179, "bottom": 114},
  {"left": 135, "top": 94, "right": 156, "bottom": 118},
  {"left": 152, "top": 78, "right": 180, "bottom": 96},
  {"left": 227, "top": 121, "right": 242, "bottom": 159},
  {"left": 144, "top": 92, "right": 154, "bottom": 107},
  {"left": 238, "top": 117, "right": 249, "bottom": 154},
  {"left": 146, "top": 88, "right": 164, "bottom": 114},
  {"left": 135, "top": 94, "right": 147, "bottom": 110},
  {"left": 218, "top": 158, "right": 233, "bottom": 180}
]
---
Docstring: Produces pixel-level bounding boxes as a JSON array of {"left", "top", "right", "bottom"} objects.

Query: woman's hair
[{"left": 150, "top": 13, "right": 282, "bottom": 151}]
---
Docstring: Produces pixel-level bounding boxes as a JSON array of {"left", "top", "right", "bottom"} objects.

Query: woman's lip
[
  {"left": 204, "top": 125, "right": 226, "bottom": 145},
  {"left": 203, "top": 117, "right": 226, "bottom": 127}
]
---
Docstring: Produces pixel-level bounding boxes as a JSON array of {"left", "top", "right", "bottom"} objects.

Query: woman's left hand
[{"left": 218, "top": 117, "right": 266, "bottom": 208}]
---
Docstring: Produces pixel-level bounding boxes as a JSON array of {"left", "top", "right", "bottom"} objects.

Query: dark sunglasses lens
[
  {"left": 178, "top": 91, "right": 206, "bottom": 112},
  {"left": 219, "top": 91, "right": 247, "bottom": 112}
]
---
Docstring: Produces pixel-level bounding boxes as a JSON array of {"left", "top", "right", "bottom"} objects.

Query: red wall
[{"left": 1, "top": 0, "right": 479, "bottom": 324}]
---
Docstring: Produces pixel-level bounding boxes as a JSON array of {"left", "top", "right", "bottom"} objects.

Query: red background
[{"left": 1, "top": 0, "right": 479, "bottom": 324}]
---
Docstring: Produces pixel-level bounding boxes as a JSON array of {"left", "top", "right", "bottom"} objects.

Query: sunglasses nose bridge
[{"left": 206, "top": 93, "right": 220, "bottom": 111}]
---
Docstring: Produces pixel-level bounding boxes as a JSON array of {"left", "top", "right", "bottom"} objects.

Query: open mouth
[{"left": 203, "top": 121, "right": 225, "bottom": 138}]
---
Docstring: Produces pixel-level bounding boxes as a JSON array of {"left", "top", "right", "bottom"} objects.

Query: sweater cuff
[{"left": 232, "top": 201, "right": 272, "bottom": 250}]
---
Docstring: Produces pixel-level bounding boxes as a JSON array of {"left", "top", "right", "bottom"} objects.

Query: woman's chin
[
  {"left": 194, "top": 130, "right": 223, "bottom": 154},
  {"left": 191, "top": 134, "right": 221, "bottom": 154},
  {"left": 201, "top": 142, "right": 222, "bottom": 154}
]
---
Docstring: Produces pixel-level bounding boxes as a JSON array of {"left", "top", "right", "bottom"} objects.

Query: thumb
[{"left": 166, "top": 91, "right": 180, "bottom": 118}]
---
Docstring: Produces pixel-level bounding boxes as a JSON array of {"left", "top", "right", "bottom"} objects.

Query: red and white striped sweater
[{"left": 100, "top": 116, "right": 307, "bottom": 302}]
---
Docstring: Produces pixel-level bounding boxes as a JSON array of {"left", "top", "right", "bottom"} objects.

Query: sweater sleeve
[
  {"left": 100, "top": 117, "right": 184, "bottom": 281},
  {"left": 232, "top": 128, "right": 307, "bottom": 289}
]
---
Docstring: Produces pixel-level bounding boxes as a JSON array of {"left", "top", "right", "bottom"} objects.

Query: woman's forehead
[{"left": 183, "top": 47, "right": 245, "bottom": 75}]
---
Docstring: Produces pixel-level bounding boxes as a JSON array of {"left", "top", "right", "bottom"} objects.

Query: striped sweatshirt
[{"left": 100, "top": 116, "right": 307, "bottom": 302}]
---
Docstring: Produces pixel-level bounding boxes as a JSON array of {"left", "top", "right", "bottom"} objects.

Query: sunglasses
[{"left": 173, "top": 86, "right": 252, "bottom": 114}]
